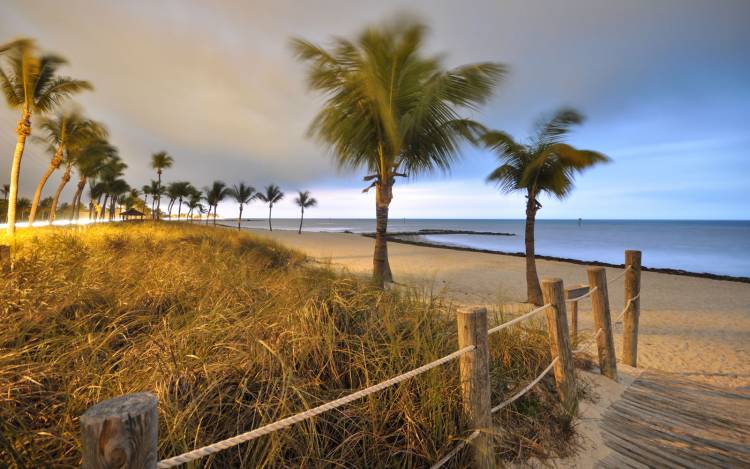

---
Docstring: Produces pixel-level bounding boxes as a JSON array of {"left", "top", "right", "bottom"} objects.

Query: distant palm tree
[
  {"left": 1, "top": 184, "right": 9, "bottom": 200},
  {"left": 141, "top": 184, "right": 152, "bottom": 212},
  {"left": 106, "top": 179, "right": 130, "bottom": 220},
  {"left": 147, "top": 180, "right": 161, "bottom": 216},
  {"left": 16, "top": 197, "right": 31, "bottom": 221},
  {"left": 483, "top": 108, "right": 609, "bottom": 304},
  {"left": 292, "top": 19, "right": 504, "bottom": 286},
  {"left": 204, "top": 181, "right": 229, "bottom": 225},
  {"left": 32, "top": 112, "right": 106, "bottom": 224},
  {"left": 39, "top": 197, "right": 53, "bottom": 220},
  {"left": 0, "top": 39, "right": 92, "bottom": 234},
  {"left": 294, "top": 190, "right": 317, "bottom": 234},
  {"left": 227, "top": 183, "right": 256, "bottom": 230},
  {"left": 165, "top": 181, "right": 193, "bottom": 220},
  {"left": 256, "top": 184, "right": 284, "bottom": 231},
  {"left": 151, "top": 151, "right": 173, "bottom": 219}
]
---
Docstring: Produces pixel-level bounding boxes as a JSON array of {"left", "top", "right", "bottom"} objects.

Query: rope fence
[
  {"left": 157, "top": 346, "right": 475, "bottom": 468},
  {"left": 79, "top": 249, "right": 642, "bottom": 469}
]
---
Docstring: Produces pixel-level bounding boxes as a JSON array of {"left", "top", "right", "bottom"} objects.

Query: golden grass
[{"left": 0, "top": 222, "right": 574, "bottom": 467}]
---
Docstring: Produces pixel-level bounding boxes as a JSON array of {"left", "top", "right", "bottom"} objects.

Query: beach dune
[{"left": 247, "top": 228, "right": 750, "bottom": 389}]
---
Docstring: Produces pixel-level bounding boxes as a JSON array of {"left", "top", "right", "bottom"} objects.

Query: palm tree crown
[
  {"left": 151, "top": 151, "right": 173, "bottom": 175},
  {"left": 292, "top": 18, "right": 505, "bottom": 285},
  {"left": 294, "top": 190, "right": 317, "bottom": 210}
]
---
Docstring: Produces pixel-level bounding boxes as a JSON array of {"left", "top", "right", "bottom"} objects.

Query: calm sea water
[{"left": 237, "top": 219, "right": 750, "bottom": 277}]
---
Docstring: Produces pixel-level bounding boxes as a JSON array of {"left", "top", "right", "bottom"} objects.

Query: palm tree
[
  {"left": 16, "top": 197, "right": 31, "bottom": 221},
  {"left": 151, "top": 151, "right": 173, "bottom": 219},
  {"left": 71, "top": 140, "right": 117, "bottom": 221},
  {"left": 29, "top": 111, "right": 106, "bottom": 223},
  {"left": 95, "top": 157, "right": 127, "bottom": 222},
  {"left": 48, "top": 120, "right": 108, "bottom": 224},
  {"left": 166, "top": 181, "right": 192, "bottom": 220},
  {"left": 147, "top": 180, "right": 161, "bottom": 216},
  {"left": 39, "top": 197, "right": 53, "bottom": 220},
  {"left": 227, "top": 183, "right": 256, "bottom": 230},
  {"left": 204, "top": 181, "right": 228, "bottom": 225},
  {"left": 294, "top": 190, "right": 317, "bottom": 234},
  {"left": 1, "top": 184, "right": 8, "bottom": 200},
  {"left": 483, "top": 109, "right": 610, "bottom": 304},
  {"left": 256, "top": 184, "right": 284, "bottom": 231},
  {"left": 185, "top": 189, "right": 203, "bottom": 222},
  {"left": 0, "top": 39, "right": 92, "bottom": 234},
  {"left": 106, "top": 179, "right": 130, "bottom": 220},
  {"left": 292, "top": 19, "right": 504, "bottom": 286}
]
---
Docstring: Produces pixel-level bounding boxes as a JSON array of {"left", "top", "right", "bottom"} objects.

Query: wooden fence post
[
  {"left": 81, "top": 393, "right": 158, "bottom": 469},
  {"left": 623, "top": 250, "right": 642, "bottom": 367},
  {"left": 456, "top": 307, "right": 494, "bottom": 469},
  {"left": 541, "top": 279, "right": 577, "bottom": 414},
  {"left": 587, "top": 268, "right": 618, "bottom": 380}
]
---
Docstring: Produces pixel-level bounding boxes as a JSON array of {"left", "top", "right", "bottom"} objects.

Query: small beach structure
[{"left": 120, "top": 208, "right": 145, "bottom": 221}]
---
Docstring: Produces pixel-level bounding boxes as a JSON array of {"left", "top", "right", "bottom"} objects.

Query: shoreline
[{"left": 361, "top": 233, "right": 750, "bottom": 284}]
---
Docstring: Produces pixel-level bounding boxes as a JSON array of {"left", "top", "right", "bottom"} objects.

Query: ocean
[{"left": 236, "top": 219, "right": 750, "bottom": 278}]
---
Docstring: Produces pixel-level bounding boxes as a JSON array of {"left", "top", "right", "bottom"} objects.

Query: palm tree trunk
[
  {"left": 99, "top": 194, "right": 109, "bottom": 222},
  {"left": 71, "top": 176, "right": 86, "bottom": 221},
  {"left": 29, "top": 151, "right": 63, "bottom": 225},
  {"left": 298, "top": 208, "right": 304, "bottom": 234},
  {"left": 524, "top": 193, "right": 543, "bottom": 305},
  {"left": 373, "top": 182, "right": 394, "bottom": 287},
  {"left": 49, "top": 164, "right": 72, "bottom": 224},
  {"left": 237, "top": 204, "right": 243, "bottom": 230},
  {"left": 268, "top": 204, "right": 272, "bottom": 231},
  {"left": 155, "top": 170, "right": 162, "bottom": 220},
  {"left": 177, "top": 198, "right": 183, "bottom": 220},
  {"left": 6, "top": 111, "right": 31, "bottom": 235}
]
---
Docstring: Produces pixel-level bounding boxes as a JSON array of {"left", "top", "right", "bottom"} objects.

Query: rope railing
[
  {"left": 488, "top": 303, "right": 551, "bottom": 335},
  {"left": 431, "top": 357, "right": 560, "bottom": 468},
  {"left": 491, "top": 357, "right": 559, "bottom": 414},
  {"left": 157, "top": 345, "right": 475, "bottom": 468},
  {"left": 569, "top": 285, "right": 598, "bottom": 302},
  {"left": 607, "top": 265, "right": 633, "bottom": 285}
]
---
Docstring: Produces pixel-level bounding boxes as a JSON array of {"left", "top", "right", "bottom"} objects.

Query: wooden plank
[{"left": 598, "top": 371, "right": 750, "bottom": 467}]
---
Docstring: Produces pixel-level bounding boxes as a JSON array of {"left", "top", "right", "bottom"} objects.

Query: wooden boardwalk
[{"left": 598, "top": 371, "right": 750, "bottom": 468}]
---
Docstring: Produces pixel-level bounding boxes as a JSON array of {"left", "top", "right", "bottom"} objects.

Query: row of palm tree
[
  {"left": 142, "top": 171, "right": 317, "bottom": 233},
  {"left": 294, "top": 19, "right": 609, "bottom": 300}
]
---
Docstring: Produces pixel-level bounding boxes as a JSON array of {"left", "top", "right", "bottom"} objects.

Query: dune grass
[{"left": 0, "top": 222, "right": 574, "bottom": 467}]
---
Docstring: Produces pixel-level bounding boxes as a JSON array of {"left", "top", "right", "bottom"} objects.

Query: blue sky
[{"left": 1, "top": 0, "right": 748, "bottom": 219}]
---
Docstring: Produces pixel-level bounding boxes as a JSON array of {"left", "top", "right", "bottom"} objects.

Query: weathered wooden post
[
  {"left": 541, "top": 279, "right": 577, "bottom": 414},
  {"left": 456, "top": 307, "right": 494, "bottom": 469},
  {"left": 587, "top": 268, "right": 618, "bottom": 380},
  {"left": 623, "top": 250, "right": 642, "bottom": 367},
  {"left": 81, "top": 393, "right": 158, "bottom": 469}
]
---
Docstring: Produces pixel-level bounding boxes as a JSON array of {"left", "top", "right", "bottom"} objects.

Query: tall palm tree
[
  {"left": 185, "top": 189, "right": 203, "bottom": 222},
  {"left": 204, "top": 181, "right": 228, "bottom": 225},
  {"left": 29, "top": 111, "right": 106, "bottom": 223},
  {"left": 294, "top": 190, "right": 317, "bottom": 234},
  {"left": 0, "top": 39, "right": 92, "bottom": 234},
  {"left": 71, "top": 140, "right": 117, "bottom": 221},
  {"left": 106, "top": 179, "right": 130, "bottom": 220},
  {"left": 166, "top": 181, "right": 192, "bottom": 220},
  {"left": 150, "top": 151, "right": 173, "bottom": 219},
  {"left": 227, "top": 182, "right": 256, "bottom": 230},
  {"left": 483, "top": 108, "right": 610, "bottom": 304},
  {"left": 256, "top": 184, "right": 284, "bottom": 231},
  {"left": 292, "top": 18, "right": 504, "bottom": 286},
  {"left": 48, "top": 120, "right": 108, "bottom": 224}
]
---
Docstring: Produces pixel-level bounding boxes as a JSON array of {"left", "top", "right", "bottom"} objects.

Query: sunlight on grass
[{"left": 0, "top": 222, "right": 573, "bottom": 467}]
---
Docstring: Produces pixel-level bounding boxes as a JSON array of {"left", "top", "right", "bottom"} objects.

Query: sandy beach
[{"left": 244, "top": 228, "right": 750, "bottom": 390}]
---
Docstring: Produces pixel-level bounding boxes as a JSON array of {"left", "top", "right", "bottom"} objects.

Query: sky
[{"left": 1, "top": 0, "right": 748, "bottom": 220}]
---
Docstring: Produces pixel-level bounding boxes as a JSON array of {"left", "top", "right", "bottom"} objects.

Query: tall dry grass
[{"left": 0, "top": 223, "right": 574, "bottom": 467}]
